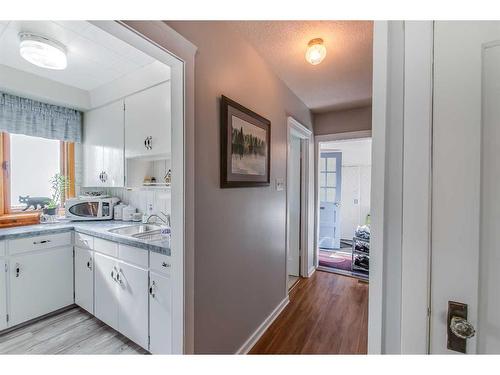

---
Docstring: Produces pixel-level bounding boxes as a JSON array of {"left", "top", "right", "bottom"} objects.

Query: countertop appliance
[{"left": 65, "top": 197, "right": 120, "bottom": 221}]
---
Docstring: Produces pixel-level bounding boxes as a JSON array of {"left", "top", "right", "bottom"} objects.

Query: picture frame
[{"left": 220, "top": 95, "right": 271, "bottom": 188}]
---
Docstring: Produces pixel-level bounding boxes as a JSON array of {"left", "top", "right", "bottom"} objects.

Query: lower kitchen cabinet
[
  {"left": 9, "top": 246, "right": 74, "bottom": 326},
  {"left": 118, "top": 261, "right": 149, "bottom": 349},
  {"left": 94, "top": 252, "right": 119, "bottom": 331},
  {"left": 149, "top": 271, "right": 172, "bottom": 354},
  {"left": 0, "top": 259, "right": 6, "bottom": 331},
  {"left": 74, "top": 247, "right": 94, "bottom": 314}
]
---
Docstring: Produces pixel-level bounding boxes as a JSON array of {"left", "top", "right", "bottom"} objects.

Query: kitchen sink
[
  {"left": 108, "top": 224, "right": 162, "bottom": 236},
  {"left": 132, "top": 231, "right": 164, "bottom": 241}
]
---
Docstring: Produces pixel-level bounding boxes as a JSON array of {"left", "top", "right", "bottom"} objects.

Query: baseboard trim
[
  {"left": 308, "top": 266, "right": 316, "bottom": 277},
  {"left": 235, "top": 296, "right": 289, "bottom": 354}
]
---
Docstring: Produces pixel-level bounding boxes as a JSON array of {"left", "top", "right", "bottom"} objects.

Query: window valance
[{"left": 0, "top": 92, "right": 82, "bottom": 143}]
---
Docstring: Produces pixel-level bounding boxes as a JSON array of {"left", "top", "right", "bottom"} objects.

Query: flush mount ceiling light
[
  {"left": 305, "top": 38, "right": 326, "bottom": 66},
  {"left": 19, "top": 33, "right": 67, "bottom": 70}
]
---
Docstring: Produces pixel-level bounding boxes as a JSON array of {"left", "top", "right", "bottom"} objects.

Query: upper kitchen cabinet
[
  {"left": 83, "top": 100, "right": 125, "bottom": 187},
  {"left": 124, "top": 82, "right": 171, "bottom": 159}
]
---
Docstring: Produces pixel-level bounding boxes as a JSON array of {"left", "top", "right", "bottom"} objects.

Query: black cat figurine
[{"left": 18, "top": 196, "right": 50, "bottom": 211}]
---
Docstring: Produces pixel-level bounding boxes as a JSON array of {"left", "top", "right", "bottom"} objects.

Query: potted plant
[{"left": 43, "top": 173, "right": 69, "bottom": 216}]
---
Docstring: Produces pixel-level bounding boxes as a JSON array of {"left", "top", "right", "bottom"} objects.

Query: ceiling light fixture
[
  {"left": 19, "top": 33, "right": 67, "bottom": 70},
  {"left": 305, "top": 38, "right": 326, "bottom": 66}
]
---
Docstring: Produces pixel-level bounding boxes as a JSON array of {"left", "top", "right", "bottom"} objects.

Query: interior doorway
[
  {"left": 286, "top": 117, "right": 313, "bottom": 293},
  {"left": 316, "top": 133, "right": 372, "bottom": 280}
]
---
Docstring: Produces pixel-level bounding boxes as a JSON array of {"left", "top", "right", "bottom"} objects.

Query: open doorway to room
[
  {"left": 286, "top": 117, "right": 313, "bottom": 293},
  {"left": 316, "top": 135, "right": 372, "bottom": 280}
]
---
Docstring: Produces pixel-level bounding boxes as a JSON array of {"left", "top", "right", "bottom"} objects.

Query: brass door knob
[{"left": 450, "top": 316, "right": 476, "bottom": 339}]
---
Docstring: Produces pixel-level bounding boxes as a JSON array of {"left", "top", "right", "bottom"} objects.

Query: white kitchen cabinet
[
  {"left": 0, "top": 259, "right": 6, "bottom": 331},
  {"left": 83, "top": 100, "right": 124, "bottom": 187},
  {"left": 149, "top": 271, "right": 172, "bottom": 354},
  {"left": 117, "top": 261, "right": 149, "bottom": 349},
  {"left": 94, "top": 252, "right": 119, "bottom": 331},
  {"left": 125, "top": 82, "right": 171, "bottom": 159},
  {"left": 8, "top": 246, "right": 74, "bottom": 326},
  {"left": 74, "top": 247, "right": 94, "bottom": 314}
]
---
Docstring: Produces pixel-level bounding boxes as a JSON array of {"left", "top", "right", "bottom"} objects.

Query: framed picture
[{"left": 220, "top": 95, "right": 271, "bottom": 188}]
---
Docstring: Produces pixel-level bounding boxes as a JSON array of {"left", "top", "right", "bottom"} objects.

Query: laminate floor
[
  {"left": 0, "top": 307, "right": 148, "bottom": 354},
  {"left": 250, "top": 271, "right": 368, "bottom": 354}
]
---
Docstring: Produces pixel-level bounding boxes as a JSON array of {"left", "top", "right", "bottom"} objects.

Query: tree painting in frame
[{"left": 220, "top": 95, "right": 271, "bottom": 188}]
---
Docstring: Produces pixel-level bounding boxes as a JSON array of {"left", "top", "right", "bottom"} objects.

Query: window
[
  {"left": 319, "top": 152, "right": 339, "bottom": 203},
  {"left": 0, "top": 132, "right": 75, "bottom": 226}
]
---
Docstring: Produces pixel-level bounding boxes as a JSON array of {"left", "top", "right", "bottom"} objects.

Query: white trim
[
  {"left": 400, "top": 21, "right": 433, "bottom": 354},
  {"left": 286, "top": 117, "right": 315, "bottom": 299},
  {"left": 91, "top": 20, "right": 196, "bottom": 354},
  {"left": 368, "top": 20, "right": 391, "bottom": 354},
  {"left": 308, "top": 265, "right": 316, "bottom": 277},
  {"left": 315, "top": 130, "right": 372, "bottom": 143},
  {"left": 235, "top": 296, "right": 290, "bottom": 354}
]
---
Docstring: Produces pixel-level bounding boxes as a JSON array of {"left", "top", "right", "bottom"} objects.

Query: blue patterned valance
[{"left": 0, "top": 92, "right": 82, "bottom": 143}]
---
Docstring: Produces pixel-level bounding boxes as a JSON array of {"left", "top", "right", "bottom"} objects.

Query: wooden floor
[
  {"left": 250, "top": 271, "right": 368, "bottom": 354},
  {"left": 0, "top": 307, "right": 147, "bottom": 354}
]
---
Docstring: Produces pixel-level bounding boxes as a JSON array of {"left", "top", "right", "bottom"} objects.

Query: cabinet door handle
[
  {"left": 102, "top": 171, "right": 107, "bottom": 182},
  {"left": 87, "top": 260, "right": 92, "bottom": 270},
  {"left": 161, "top": 261, "right": 170, "bottom": 268},
  {"left": 149, "top": 281, "right": 156, "bottom": 298},
  {"left": 144, "top": 137, "right": 149, "bottom": 149},
  {"left": 33, "top": 239, "right": 50, "bottom": 245},
  {"left": 111, "top": 270, "right": 114, "bottom": 280},
  {"left": 116, "top": 270, "right": 122, "bottom": 284},
  {"left": 15, "top": 263, "right": 20, "bottom": 278}
]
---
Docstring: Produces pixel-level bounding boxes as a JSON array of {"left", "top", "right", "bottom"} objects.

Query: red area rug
[{"left": 319, "top": 250, "right": 352, "bottom": 272}]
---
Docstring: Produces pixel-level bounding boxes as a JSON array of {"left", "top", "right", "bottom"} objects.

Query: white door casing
[
  {"left": 288, "top": 135, "right": 301, "bottom": 277},
  {"left": 286, "top": 116, "right": 314, "bottom": 298}
]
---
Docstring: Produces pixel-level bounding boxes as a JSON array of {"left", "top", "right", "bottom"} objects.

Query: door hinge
[
  {"left": 6, "top": 314, "right": 9, "bottom": 323},
  {"left": 4, "top": 262, "right": 7, "bottom": 272},
  {"left": 427, "top": 306, "right": 431, "bottom": 316},
  {"left": 123, "top": 102, "right": 126, "bottom": 111},
  {"left": 148, "top": 335, "right": 151, "bottom": 346}
]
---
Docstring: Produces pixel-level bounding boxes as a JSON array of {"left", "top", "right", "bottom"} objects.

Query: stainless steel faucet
[{"left": 146, "top": 211, "right": 171, "bottom": 227}]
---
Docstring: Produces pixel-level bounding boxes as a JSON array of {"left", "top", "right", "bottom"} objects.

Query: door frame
[
  {"left": 90, "top": 20, "right": 197, "bottom": 354},
  {"left": 285, "top": 117, "right": 314, "bottom": 296},
  {"left": 368, "top": 21, "right": 433, "bottom": 354},
  {"left": 314, "top": 131, "right": 372, "bottom": 269}
]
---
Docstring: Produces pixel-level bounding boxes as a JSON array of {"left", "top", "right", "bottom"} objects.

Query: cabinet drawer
[
  {"left": 118, "top": 244, "right": 148, "bottom": 268},
  {"left": 0, "top": 241, "right": 5, "bottom": 257},
  {"left": 150, "top": 251, "right": 171, "bottom": 275},
  {"left": 74, "top": 232, "right": 94, "bottom": 250},
  {"left": 8, "top": 232, "right": 72, "bottom": 255},
  {"left": 94, "top": 238, "right": 118, "bottom": 258}
]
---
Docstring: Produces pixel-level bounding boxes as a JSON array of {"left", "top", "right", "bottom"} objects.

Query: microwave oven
[{"left": 65, "top": 197, "right": 119, "bottom": 221}]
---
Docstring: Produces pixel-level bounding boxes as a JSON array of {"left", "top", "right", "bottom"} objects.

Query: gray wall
[
  {"left": 167, "top": 21, "right": 313, "bottom": 353},
  {"left": 314, "top": 105, "right": 372, "bottom": 136}
]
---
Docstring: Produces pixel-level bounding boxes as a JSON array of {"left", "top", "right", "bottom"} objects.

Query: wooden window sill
[{"left": 0, "top": 213, "right": 40, "bottom": 228}]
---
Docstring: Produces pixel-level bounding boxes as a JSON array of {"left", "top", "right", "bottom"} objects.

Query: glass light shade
[
  {"left": 19, "top": 33, "right": 67, "bottom": 70},
  {"left": 305, "top": 38, "right": 326, "bottom": 65}
]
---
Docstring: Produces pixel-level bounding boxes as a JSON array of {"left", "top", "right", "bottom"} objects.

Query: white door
[
  {"left": 430, "top": 21, "right": 500, "bottom": 354},
  {"left": 125, "top": 82, "right": 171, "bottom": 158},
  {"left": 9, "top": 247, "right": 73, "bottom": 326},
  {"left": 74, "top": 247, "right": 94, "bottom": 314},
  {"left": 117, "top": 261, "right": 149, "bottom": 349},
  {"left": 149, "top": 271, "right": 172, "bottom": 354},
  {"left": 318, "top": 152, "right": 342, "bottom": 249},
  {"left": 288, "top": 135, "right": 301, "bottom": 277},
  {"left": 94, "top": 253, "right": 119, "bottom": 330},
  {"left": 0, "top": 259, "right": 6, "bottom": 331}
]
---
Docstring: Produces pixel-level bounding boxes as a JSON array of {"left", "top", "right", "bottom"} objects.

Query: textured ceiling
[{"left": 229, "top": 21, "right": 373, "bottom": 113}]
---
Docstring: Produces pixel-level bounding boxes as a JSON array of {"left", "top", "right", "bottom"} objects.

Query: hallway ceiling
[{"left": 230, "top": 21, "right": 373, "bottom": 113}]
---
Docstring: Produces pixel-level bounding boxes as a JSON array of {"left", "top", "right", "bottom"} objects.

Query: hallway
[{"left": 250, "top": 271, "right": 368, "bottom": 354}]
